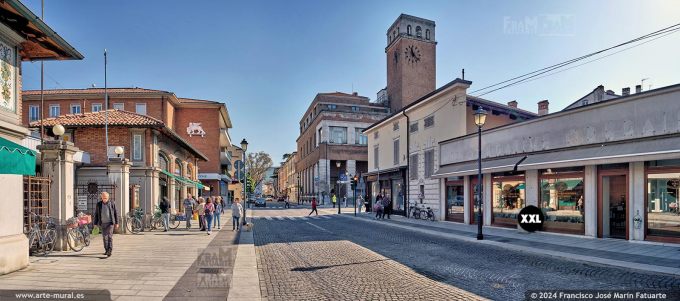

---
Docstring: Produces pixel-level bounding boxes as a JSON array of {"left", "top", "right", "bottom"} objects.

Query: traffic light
[
  {"left": 351, "top": 175, "right": 358, "bottom": 189},
  {"left": 245, "top": 177, "right": 253, "bottom": 193}
]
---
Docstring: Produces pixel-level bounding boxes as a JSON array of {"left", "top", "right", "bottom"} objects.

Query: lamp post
[
  {"left": 336, "top": 161, "right": 341, "bottom": 214},
  {"left": 114, "top": 146, "right": 124, "bottom": 158},
  {"left": 353, "top": 174, "right": 358, "bottom": 216},
  {"left": 240, "top": 138, "right": 248, "bottom": 226},
  {"left": 473, "top": 107, "right": 487, "bottom": 240}
]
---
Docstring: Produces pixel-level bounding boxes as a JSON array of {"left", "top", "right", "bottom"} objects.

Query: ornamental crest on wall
[
  {"left": 187, "top": 122, "right": 206, "bottom": 137},
  {"left": 0, "top": 40, "right": 15, "bottom": 112}
]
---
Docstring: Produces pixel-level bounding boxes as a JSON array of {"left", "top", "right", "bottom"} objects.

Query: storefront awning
[
  {"left": 0, "top": 136, "right": 36, "bottom": 176},
  {"left": 160, "top": 170, "right": 204, "bottom": 189},
  {"left": 432, "top": 156, "right": 525, "bottom": 178},
  {"left": 519, "top": 136, "right": 680, "bottom": 170}
]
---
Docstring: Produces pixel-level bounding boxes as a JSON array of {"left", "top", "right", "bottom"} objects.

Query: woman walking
[
  {"left": 214, "top": 196, "right": 223, "bottom": 230},
  {"left": 204, "top": 197, "right": 215, "bottom": 235},
  {"left": 374, "top": 194, "right": 384, "bottom": 219},
  {"left": 308, "top": 197, "right": 318, "bottom": 216},
  {"left": 232, "top": 198, "right": 243, "bottom": 231},
  {"left": 197, "top": 197, "right": 206, "bottom": 231}
]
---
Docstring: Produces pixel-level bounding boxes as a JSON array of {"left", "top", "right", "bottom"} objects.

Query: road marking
[
  {"left": 305, "top": 221, "right": 331, "bottom": 233},
  {"left": 275, "top": 216, "right": 285, "bottom": 220},
  {"left": 319, "top": 215, "right": 332, "bottom": 219},
  {"left": 264, "top": 216, "right": 272, "bottom": 220},
  {"left": 287, "top": 216, "right": 301, "bottom": 220}
]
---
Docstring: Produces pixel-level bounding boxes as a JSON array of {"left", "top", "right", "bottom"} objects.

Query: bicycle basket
[{"left": 66, "top": 217, "right": 79, "bottom": 229}]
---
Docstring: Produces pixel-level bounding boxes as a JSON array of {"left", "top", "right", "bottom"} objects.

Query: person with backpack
[
  {"left": 308, "top": 197, "right": 318, "bottom": 216},
  {"left": 204, "top": 197, "right": 215, "bottom": 235},
  {"left": 159, "top": 196, "right": 170, "bottom": 232}
]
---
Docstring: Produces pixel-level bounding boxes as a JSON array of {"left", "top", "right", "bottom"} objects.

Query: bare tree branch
[{"left": 246, "top": 151, "right": 273, "bottom": 189}]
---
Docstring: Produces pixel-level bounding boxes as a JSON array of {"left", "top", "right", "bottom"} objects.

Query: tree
[{"left": 246, "top": 151, "right": 273, "bottom": 190}]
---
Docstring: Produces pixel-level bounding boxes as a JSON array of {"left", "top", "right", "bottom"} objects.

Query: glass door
[
  {"left": 599, "top": 173, "right": 628, "bottom": 239},
  {"left": 446, "top": 182, "right": 464, "bottom": 222}
]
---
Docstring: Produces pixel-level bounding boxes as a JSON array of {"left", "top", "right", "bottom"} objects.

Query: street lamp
[
  {"left": 474, "top": 107, "right": 487, "bottom": 240},
  {"left": 336, "top": 161, "right": 341, "bottom": 214},
  {"left": 353, "top": 174, "right": 359, "bottom": 216},
  {"left": 52, "top": 124, "right": 65, "bottom": 140},
  {"left": 114, "top": 146, "right": 124, "bottom": 158},
  {"left": 240, "top": 138, "right": 248, "bottom": 226}
]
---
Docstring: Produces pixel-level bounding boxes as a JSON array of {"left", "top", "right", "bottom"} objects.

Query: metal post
[
  {"left": 354, "top": 176, "right": 357, "bottom": 217},
  {"left": 477, "top": 125, "right": 484, "bottom": 240},
  {"left": 104, "top": 50, "right": 109, "bottom": 155},
  {"left": 242, "top": 151, "right": 247, "bottom": 226}
]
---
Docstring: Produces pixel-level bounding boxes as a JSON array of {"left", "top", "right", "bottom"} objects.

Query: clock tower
[{"left": 385, "top": 14, "right": 436, "bottom": 112}]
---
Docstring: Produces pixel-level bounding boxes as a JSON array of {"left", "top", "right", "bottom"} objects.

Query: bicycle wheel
[
  {"left": 42, "top": 229, "right": 57, "bottom": 256},
  {"left": 169, "top": 216, "right": 180, "bottom": 229},
  {"left": 131, "top": 218, "right": 143, "bottom": 234},
  {"left": 27, "top": 233, "right": 37, "bottom": 256},
  {"left": 420, "top": 211, "right": 428, "bottom": 220},
  {"left": 152, "top": 218, "right": 162, "bottom": 230},
  {"left": 67, "top": 229, "right": 85, "bottom": 252}
]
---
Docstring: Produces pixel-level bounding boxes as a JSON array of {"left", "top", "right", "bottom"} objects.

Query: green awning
[
  {"left": 0, "top": 136, "right": 36, "bottom": 176},
  {"left": 160, "top": 170, "right": 204, "bottom": 189}
]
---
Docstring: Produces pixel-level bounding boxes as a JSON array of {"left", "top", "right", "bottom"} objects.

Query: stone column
[
  {"left": 107, "top": 159, "right": 132, "bottom": 234},
  {"left": 463, "top": 176, "right": 470, "bottom": 224},
  {"left": 629, "top": 161, "right": 645, "bottom": 241},
  {"left": 483, "top": 173, "right": 492, "bottom": 226},
  {"left": 584, "top": 165, "right": 597, "bottom": 237},
  {"left": 346, "top": 160, "right": 356, "bottom": 203},
  {"left": 525, "top": 170, "right": 539, "bottom": 207},
  {"left": 439, "top": 179, "right": 446, "bottom": 221},
  {"left": 38, "top": 140, "right": 79, "bottom": 251}
]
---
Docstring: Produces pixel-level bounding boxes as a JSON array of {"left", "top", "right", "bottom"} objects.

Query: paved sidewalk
[
  {"left": 348, "top": 213, "right": 680, "bottom": 276},
  {"left": 227, "top": 229, "right": 261, "bottom": 301},
  {"left": 0, "top": 222, "right": 237, "bottom": 301}
]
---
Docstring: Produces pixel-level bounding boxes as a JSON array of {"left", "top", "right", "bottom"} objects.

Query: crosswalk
[{"left": 252, "top": 215, "right": 338, "bottom": 221}]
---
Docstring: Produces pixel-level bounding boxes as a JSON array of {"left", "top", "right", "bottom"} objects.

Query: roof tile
[{"left": 29, "top": 109, "right": 164, "bottom": 127}]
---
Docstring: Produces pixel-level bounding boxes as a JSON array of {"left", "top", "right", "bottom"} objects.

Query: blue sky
[{"left": 21, "top": 0, "right": 680, "bottom": 164}]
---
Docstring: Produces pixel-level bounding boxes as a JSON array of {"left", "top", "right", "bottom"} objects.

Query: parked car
[
  {"left": 255, "top": 198, "right": 266, "bottom": 207},
  {"left": 266, "top": 196, "right": 273, "bottom": 202}
]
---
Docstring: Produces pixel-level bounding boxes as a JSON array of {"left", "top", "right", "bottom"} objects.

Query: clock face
[{"left": 404, "top": 45, "right": 421, "bottom": 64}]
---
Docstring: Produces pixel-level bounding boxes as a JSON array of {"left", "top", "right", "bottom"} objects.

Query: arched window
[
  {"left": 407, "top": 25, "right": 412, "bottom": 36},
  {"left": 426, "top": 29, "right": 430, "bottom": 40},
  {"left": 159, "top": 152, "right": 169, "bottom": 171},
  {"left": 175, "top": 158, "right": 183, "bottom": 176},
  {"left": 416, "top": 26, "right": 422, "bottom": 38}
]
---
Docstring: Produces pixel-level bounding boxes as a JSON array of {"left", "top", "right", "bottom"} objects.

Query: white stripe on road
[
  {"left": 265, "top": 216, "right": 272, "bottom": 220},
  {"left": 275, "top": 216, "right": 285, "bottom": 220},
  {"left": 305, "top": 221, "right": 331, "bottom": 233}
]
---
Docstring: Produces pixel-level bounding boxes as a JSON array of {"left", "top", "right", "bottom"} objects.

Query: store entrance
[
  {"left": 445, "top": 181, "right": 464, "bottom": 223},
  {"left": 598, "top": 172, "right": 628, "bottom": 239}
]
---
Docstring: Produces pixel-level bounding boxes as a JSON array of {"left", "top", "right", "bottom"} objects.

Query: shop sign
[
  {"left": 517, "top": 205, "right": 544, "bottom": 232},
  {"left": 76, "top": 195, "right": 87, "bottom": 211}
]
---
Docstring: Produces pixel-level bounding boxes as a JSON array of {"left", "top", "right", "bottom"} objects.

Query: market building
[
  {"left": 29, "top": 110, "right": 208, "bottom": 215},
  {"left": 434, "top": 83, "right": 680, "bottom": 243},
  {"left": 0, "top": 0, "right": 83, "bottom": 275},
  {"left": 295, "top": 92, "right": 390, "bottom": 204},
  {"left": 22, "top": 88, "right": 233, "bottom": 199}
]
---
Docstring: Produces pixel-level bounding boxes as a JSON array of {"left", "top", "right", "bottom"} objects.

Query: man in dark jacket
[
  {"left": 93, "top": 192, "right": 119, "bottom": 257},
  {"left": 160, "top": 197, "right": 170, "bottom": 232}
]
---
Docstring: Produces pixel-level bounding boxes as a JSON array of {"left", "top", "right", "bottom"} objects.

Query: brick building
[
  {"left": 278, "top": 152, "right": 298, "bottom": 201},
  {"left": 22, "top": 87, "right": 233, "bottom": 204},
  {"left": 295, "top": 92, "right": 390, "bottom": 204},
  {"left": 29, "top": 110, "right": 208, "bottom": 213}
]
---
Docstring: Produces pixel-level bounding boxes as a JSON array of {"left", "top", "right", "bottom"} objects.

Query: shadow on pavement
[{"left": 290, "top": 258, "right": 390, "bottom": 272}]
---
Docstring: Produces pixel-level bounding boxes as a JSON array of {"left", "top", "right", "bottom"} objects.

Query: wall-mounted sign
[
  {"left": 76, "top": 195, "right": 87, "bottom": 211},
  {"left": 187, "top": 123, "right": 206, "bottom": 137}
]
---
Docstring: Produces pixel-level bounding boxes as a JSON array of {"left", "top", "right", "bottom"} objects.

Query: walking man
[
  {"left": 197, "top": 197, "right": 206, "bottom": 231},
  {"left": 160, "top": 196, "right": 170, "bottom": 232},
  {"left": 183, "top": 193, "right": 196, "bottom": 229},
  {"left": 93, "top": 192, "right": 119, "bottom": 257},
  {"left": 232, "top": 198, "right": 243, "bottom": 231},
  {"left": 284, "top": 196, "right": 290, "bottom": 209},
  {"left": 308, "top": 197, "right": 318, "bottom": 216}
]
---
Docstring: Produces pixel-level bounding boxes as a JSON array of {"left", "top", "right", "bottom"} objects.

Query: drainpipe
[{"left": 402, "top": 110, "right": 410, "bottom": 218}]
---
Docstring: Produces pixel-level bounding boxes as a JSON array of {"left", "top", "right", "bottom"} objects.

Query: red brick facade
[{"left": 174, "top": 107, "right": 222, "bottom": 174}]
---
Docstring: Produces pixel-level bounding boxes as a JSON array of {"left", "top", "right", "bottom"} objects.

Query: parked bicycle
[
  {"left": 409, "top": 204, "right": 436, "bottom": 221},
  {"left": 65, "top": 213, "right": 92, "bottom": 252},
  {"left": 26, "top": 213, "right": 57, "bottom": 256},
  {"left": 126, "top": 207, "right": 144, "bottom": 234}
]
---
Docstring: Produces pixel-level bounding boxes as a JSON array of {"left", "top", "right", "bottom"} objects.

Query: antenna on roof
[{"left": 462, "top": 68, "right": 465, "bottom": 80}]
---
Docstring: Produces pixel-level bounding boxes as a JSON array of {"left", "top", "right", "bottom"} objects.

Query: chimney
[
  {"left": 635, "top": 85, "right": 642, "bottom": 94},
  {"left": 538, "top": 100, "right": 549, "bottom": 116},
  {"left": 352, "top": 92, "right": 358, "bottom": 96},
  {"left": 507, "top": 100, "right": 518, "bottom": 108},
  {"left": 622, "top": 87, "right": 630, "bottom": 96}
]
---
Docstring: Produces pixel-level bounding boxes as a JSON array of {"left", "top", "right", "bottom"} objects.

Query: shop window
[
  {"left": 647, "top": 168, "right": 680, "bottom": 238},
  {"left": 492, "top": 173, "right": 526, "bottom": 227},
  {"left": 539, "top": 168, "right": 585, "bottom": 234}
]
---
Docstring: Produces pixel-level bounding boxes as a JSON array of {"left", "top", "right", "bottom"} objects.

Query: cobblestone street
[{"left": 251, "top": 206, "right": 680, "bottom": 301}]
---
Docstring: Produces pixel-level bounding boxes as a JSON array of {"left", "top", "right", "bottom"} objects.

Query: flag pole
[{"left": 104, "top": 49, "right": 109, "bottom": 156}]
